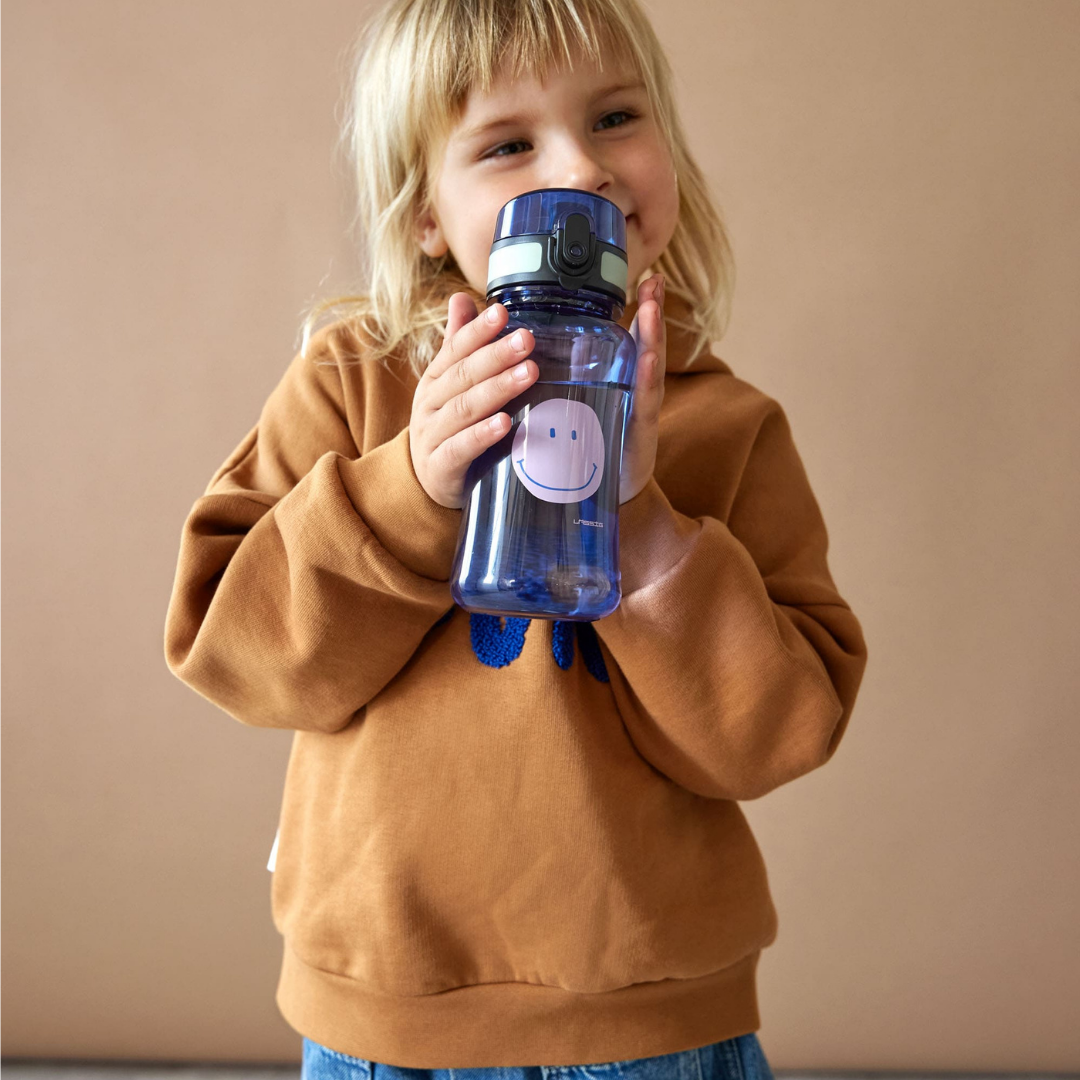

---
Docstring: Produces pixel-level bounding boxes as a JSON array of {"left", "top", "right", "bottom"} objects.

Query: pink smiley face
[{"left": 511, "top": 397, "right": 605, "bottom": 504}]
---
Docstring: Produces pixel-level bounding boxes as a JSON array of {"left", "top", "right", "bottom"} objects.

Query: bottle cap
[{"left": 485, "top": 188, "right": 629, "bottom": 304}]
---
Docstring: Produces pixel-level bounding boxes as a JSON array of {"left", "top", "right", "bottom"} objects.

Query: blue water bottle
[{"left": 449, "top": 188, "right": 637, "bottom": 621}]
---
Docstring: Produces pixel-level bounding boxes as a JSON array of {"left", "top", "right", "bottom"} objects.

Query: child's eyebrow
[{"left": 455, "top": 79, "right": 646, "bottom": 143}]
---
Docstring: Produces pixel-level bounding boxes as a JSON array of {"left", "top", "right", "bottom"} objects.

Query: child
[{"left": 164, "top": 0, "right": 868, "bottom": 1075}]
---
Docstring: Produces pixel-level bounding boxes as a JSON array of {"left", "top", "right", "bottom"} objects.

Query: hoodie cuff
[
  {"left": 616, "top": 475, "right": 700, "bottom": 596},
  {"left": 338, "top": 426, "right": 464, "bottom": 581}
]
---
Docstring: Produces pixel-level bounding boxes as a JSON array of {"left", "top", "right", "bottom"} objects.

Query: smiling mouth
[{"left": 516, "top": 459, "right": 598, "bottom": 491}]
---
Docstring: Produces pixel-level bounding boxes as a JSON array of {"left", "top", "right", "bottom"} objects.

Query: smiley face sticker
[{"left": 511, "top": 397, "right": 605, "bottom": 504}]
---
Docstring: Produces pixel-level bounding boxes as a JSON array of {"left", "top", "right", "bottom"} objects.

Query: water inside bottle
[{"left": 455, "top": 379, "right": 632, "bottom": 619}]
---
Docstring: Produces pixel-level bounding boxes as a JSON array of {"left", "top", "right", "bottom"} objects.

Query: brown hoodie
[{"left": 163, "top": 286, "right": 868, "bottom": 1068}]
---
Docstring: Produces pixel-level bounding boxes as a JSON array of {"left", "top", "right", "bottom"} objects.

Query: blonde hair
[{"left": 300, "top": 0, "right": 735, "bottom": 378}]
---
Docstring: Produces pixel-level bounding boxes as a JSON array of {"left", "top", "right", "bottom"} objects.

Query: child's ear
[{"left": 415, "top": 206, "right": 449, "bottom": 258}]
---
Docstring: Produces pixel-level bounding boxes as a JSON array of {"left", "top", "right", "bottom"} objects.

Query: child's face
[{"left": 416, "top": 50, "right": 679, "bottom": 299}]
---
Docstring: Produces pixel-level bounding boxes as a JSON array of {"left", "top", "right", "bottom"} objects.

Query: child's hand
[
  {"left": 410, "top": 294, "right": 539, "bottom": 509},
  {"left": 621, "top": 272, "right": 666, "bottom": 504}
]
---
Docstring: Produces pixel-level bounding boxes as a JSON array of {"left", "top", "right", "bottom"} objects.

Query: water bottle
[{"left": 449, "top": 188, "right": 638, "bottom": 621}]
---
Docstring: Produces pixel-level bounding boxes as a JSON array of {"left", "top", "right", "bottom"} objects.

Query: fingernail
[
  {"left": 512, "top": 361, "right": 531, "bottom": 380},
  {"left": 486, "top": 304, "right": 501, "bottom": 323},
  {"left": 510, "top": 329, "right": 525, "bottom": 349}
]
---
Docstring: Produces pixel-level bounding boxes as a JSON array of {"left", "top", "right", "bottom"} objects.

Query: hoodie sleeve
[
  {"left": 163, "top": 331, "right": 462, "bottom": 733},
  {"left": 592, "top": 394, "right": 868, "bottom": 802}
]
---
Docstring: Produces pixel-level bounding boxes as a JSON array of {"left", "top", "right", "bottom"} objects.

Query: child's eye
[
  {"left": 486, "top": 139, "right": 531, "bottom": 159},
  {"left": 483, "top": 110, "right": 640, "bottom": 160},
  {"left": 595, "top": 109, "right": 638, "bottom": 130}
]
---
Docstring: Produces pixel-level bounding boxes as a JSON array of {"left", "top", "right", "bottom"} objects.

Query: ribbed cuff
[
  {"left": 337, "top": 426, "right": 464, "bottom": 581},
  {"left": 616, "top": 476, "right": 700, "bottom": 596}
]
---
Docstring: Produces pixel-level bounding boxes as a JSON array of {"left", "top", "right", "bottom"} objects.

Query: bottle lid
[{"left": 486, "top": 188, "right": 629, "bottom": 305}]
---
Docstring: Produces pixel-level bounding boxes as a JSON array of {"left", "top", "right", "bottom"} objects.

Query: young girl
[{"left": 164, "top": 0, "right": 868, "bottom": 1075}]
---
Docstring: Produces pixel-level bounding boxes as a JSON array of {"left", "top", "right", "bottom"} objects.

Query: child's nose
[{"left": 548, "top": 139, "right": 614, "bottom": 194}]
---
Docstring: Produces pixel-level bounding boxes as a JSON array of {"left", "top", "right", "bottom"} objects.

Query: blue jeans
[{"left": 301, "top": 1033, "right": 776, "bottom": 1080}]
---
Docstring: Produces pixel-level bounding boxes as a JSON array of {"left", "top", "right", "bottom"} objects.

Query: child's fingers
[
  {"left": 429, "top": 408, "right": 516, "bottom": 484},
  {"left": 425, "top": 295, "right": 506, "bottom": 382},
  {"left": 631, "top": 350, "right": 665, "bottom": 425},
  {"left": 446, "top": 292, "right": 476, "bottom": 335},
  {"left": 631, "top": 296, "right": 665, "bottom": 364},
  {"left": 430, "top": 294, "right": 477, "bottom": 374},
  {"left": 629, "top": 274, "right": 666, "bottom": 413},
  {"left": 632, "top": 274, "right": 665, "bottom": 347},
  {"left": 638, "top": 271, "right": 663, "bottom": 307},
  {"left": 426, "top": 327, "right": 536, "bottom": 425},
  {"left": 638, "top": 299, "right": 664, "bottom": 351}
]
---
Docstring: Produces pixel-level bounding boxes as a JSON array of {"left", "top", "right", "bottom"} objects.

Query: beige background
[{"left": 3, "top": 0, "right": 1078, "bottom": 1068}]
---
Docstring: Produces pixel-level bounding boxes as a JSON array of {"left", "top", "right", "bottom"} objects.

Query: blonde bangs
[
  {"left": 300, "top": 0, "right": 734, "bottom": 380},
  {"left": 391, "top": 1, "right": 660, "bottom": 190}
]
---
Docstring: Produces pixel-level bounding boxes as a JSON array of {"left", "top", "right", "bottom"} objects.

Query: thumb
[{"left": 444, "top": 292, "right": 477, "bottom": 340}]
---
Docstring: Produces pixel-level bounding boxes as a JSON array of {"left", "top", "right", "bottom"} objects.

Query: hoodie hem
[{"left": 275, "top": 940, "right": 762, "bottom": 1069}]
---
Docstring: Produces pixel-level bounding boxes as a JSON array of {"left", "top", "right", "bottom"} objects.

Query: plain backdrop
[{"left": 2, "top": 0, "right": 1078, "bottom": 1068}]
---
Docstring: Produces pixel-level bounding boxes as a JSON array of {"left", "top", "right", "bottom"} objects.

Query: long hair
[{"left": 300, "top": 0, "right": 735, "bottom": 378}]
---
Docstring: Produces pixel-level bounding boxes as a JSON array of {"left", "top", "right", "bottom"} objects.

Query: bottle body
[{"left": 450, "top": 292, "right": 637, "bottom": 621}]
